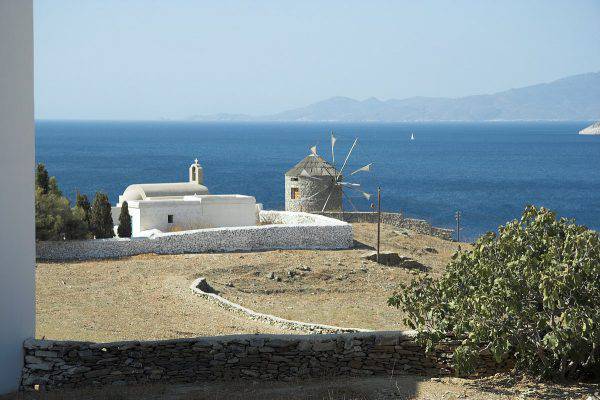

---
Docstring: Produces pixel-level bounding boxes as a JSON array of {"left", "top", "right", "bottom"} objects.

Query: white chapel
[{"left": 111, "top": 159, "right": 259, "bottom": 237}]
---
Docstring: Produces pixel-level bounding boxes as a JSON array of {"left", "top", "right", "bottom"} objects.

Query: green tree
[
  {"left": 389, "top": 206, "right": 600, "bottom": 378},
  {"left": 75, "top": 192, "right": 92, "bottom": 223},
  {"left": 35, "top": 166, "right": 90, "bottom": 240},
  {"left": 35, "top": 163, "right": 50, "bottom": 194},
  {"left": 48, "top": 176, "right": 62, "bottom": 196},
  {"left": 35, "top": 187, "right": 88, "bottom": 240},
  {"left": 90, "top": 192, "right": 114, "bottom": 239},
  {"left": 117, "top": 201, "right": 132, "bottom": 238},
  {"left": 35, "top": 187, "right": 69, "bottom": 240},
  {"left": 64, "top": 206, "right": 90, "bottom": 240}
]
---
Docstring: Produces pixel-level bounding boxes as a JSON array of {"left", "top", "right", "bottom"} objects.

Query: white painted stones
[{"left": 36, "top": 211, "right": 353, "bottom": 261}]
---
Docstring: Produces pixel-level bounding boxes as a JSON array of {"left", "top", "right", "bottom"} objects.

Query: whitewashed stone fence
[
  {"left": 36, "top": 211, "right": 353, "bottom": 262},
  {"left": 317, "top": 211, "right": 454, "bottom": 241},
  {"left": 21, "top": 331, "right": 512, "bottom": 390},
  {"left": 190, "top": 278, "right": 369, "bottom": 334}
]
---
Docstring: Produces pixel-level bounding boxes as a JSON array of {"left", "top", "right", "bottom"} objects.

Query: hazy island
[{"left": 189, "top": 71, "right": 600, "bottom": 122}]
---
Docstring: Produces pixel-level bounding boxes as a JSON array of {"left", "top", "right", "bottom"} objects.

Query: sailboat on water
[{"left": 410, "top": 133, "right": 415, "bottom": 141}]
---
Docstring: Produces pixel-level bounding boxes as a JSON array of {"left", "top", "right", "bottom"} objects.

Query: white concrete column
[{"left": 0, "top": 0, "right": 35, "bottom": 394}]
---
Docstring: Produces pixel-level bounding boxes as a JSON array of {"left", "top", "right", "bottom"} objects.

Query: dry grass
[
  {"left": 27, "top": 224, "right": 600, "bottom": 399},
  {"left": 35, "top": 223, "right": 464, "bottom": 341},
  {"left": 211, "top": 224, "right": 463, "bottom": 330}
]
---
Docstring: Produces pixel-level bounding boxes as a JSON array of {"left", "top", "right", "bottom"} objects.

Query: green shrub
[
  {"left": 75, "top": 192, "right": 92, "bottom": 223},
  {"left": 48, "top": 176, "right": 62, "bottom": 196},
  {"left": 35, "top": 187, "right": 69, "bottom": 240},
  {"left": 90, "top": 192, "right": 114, "bottom": 239},
  {"left": 388, "top": 206, "right": 600, "bottom": 378},
  {"left": 35, "top": 163, "right": 50, "bottom": 194},
  {"left": 35, "top": 164, "right": 89, "bottom": 241},
  {"left": 117, "top": 201, "right": 132, "bottom": 238},
  {"left": 35, "top": 187, "right": 89, "bottom": 241},
  {"left": 65, "top": 206, "right": 90, "bottom": 240}
]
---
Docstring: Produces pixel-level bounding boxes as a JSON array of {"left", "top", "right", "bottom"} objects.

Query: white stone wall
[
  {"left": 191, "top": 278, "right": 369, "bottom": 334},
  {"left": 0, "top": 0, "right": 35, "bottom": 393},
  {"left": 36, "top": 211, "right": 353, "bottom": 261}
]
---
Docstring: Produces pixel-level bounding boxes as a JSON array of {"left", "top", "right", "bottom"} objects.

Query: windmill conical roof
[{"left": 285, "top": 154, "right": 339, "bottom": 177}]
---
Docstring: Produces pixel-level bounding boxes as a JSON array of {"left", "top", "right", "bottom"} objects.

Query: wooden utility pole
[
  {"left": 455, "top": 210, "right": 461, "bottom": 242},
  {"left": 377, "top": 187, "right": 381, "bottom": 263}
]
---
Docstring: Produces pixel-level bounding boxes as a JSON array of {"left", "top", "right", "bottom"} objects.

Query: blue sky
[{"left": 34, "top": 0, "right": 600, "bottom": 120}]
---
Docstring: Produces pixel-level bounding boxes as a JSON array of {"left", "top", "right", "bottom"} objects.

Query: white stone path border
[{"left": 190, "top": 278, "right": 371, "bottom": 334}]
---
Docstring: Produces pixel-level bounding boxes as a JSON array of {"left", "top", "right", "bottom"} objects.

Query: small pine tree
[
  {"left": 35, "top": 187, "right": 69, "bottom": 240},
  {"left": 117, "top": 201, "right": 132, "bottom": 238},
  {"left": 35, "top": 163, "right": 50, "bottom": 194},
  {"left": 64, "top": 206, "right": 90, "bottom": 240},
  {"left": 75, "top": 192, "right": 92, "bottom": 223},
  {"left": 48, "top": 176, "right": 62, "bottom": 196},
  {"left": 90, "top": 192, "right": 114, "bottom": 239}
]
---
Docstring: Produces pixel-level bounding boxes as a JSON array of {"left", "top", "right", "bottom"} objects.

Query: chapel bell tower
[{"left": 189, "top": 159, "right": 204, "bottom": 185}]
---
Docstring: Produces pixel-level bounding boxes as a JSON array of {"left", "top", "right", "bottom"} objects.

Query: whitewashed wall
[
  {"left": 113, "top": 195, "right": 257, "bottom": 236},
  {"left": 136, "top": 200, "right": 204, "bottom": 232},
  {"left": 194, "top": 195, "right": 257, "bottom": 228},
  {"left": 36, "top": 211, "right": 353, "bottom": 261},
  {"left": 0, "top": 0, "right": 35, "bottom": 393}
]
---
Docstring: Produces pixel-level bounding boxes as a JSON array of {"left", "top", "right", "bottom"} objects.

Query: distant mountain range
[{"left": 189, "top": 72, "right": 600, "bottom": 122}]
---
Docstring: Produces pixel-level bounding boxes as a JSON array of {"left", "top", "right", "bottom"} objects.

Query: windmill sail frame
[{"left": 290, "top": 133, "right": 373, "bottom": 213}]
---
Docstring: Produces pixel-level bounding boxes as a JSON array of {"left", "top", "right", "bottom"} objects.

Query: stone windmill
[{"left": 285, "top": 133, "right": 372, "bottom": 212}]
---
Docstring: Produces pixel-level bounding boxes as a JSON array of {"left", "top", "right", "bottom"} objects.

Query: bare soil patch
[{"left": 36, "top": 223, "right": 463, "bottom": 341}]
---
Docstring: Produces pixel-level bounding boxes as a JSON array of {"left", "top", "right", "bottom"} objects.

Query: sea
[{"left": 35, "top": 120, "right": 600, "bottom": 241}]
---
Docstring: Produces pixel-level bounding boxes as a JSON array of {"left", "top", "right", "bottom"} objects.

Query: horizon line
[{"left": 34, "top": 118, "right": 597, "bottom": 123}]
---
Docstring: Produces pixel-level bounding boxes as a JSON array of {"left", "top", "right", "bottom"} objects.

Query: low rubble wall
[
  {"left": 317, "top": 211, "right": 454, "bottom": 241},
  {"left": 36, "top": 211, "right": 352, "bottom": 261},
  {"left": 21, "top": 331, "right": 511, "bottom": 390}
]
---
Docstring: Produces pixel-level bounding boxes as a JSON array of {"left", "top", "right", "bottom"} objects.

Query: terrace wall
[
  {"left": 36, "top": 211, "right": 352, "bottom": 262},
  {"left": 317, "top": 212, "right": 454, "bottom": 241},
  {"left": 21, "top": 331, "right": 511, "bottom": 390}
]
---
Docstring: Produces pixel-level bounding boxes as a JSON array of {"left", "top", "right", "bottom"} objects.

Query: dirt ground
[
  {"left": 36, "top": 223, "right": 463, "bottom": 341},
  {"left": 4, "top": 375, "right": 599, "bottom": 400},
  {"left": 31, "top": 224, "right": 600, "bottom": 399}
]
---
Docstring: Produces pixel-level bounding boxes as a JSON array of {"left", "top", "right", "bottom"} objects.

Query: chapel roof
[
  {"left": 285, "top": 154, "right": 339, "bottom": 177},
  {"left": 121, "top": 182, "right": 209, "bottom": 202}
]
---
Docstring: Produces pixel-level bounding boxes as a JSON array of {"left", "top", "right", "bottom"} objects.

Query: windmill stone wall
[
  {"left": 285, "top": 155, "right": 343, "bottom": 212},
  {"left": 285, "top": 175, "right": 342, "bottom": 212}
]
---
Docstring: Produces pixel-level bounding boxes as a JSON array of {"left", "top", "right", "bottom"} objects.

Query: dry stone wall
[
  {"left": 21, "top": 331, "right": 511, "bottom": 390},
  {"left": 318, "top": 212, "right": 454, "bottom": 241},
  {"left": 36, "top": 211, "right": 352, "bottom": 262}
]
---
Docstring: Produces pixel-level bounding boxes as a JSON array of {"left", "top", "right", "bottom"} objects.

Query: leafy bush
[
  {"left": 35, "top": 164, "right": 89, "bottom": 240},
  {"left": 388, "top": 206, "right": 600, "bottom": 378},
  {"left": 90, "top": 192, "right": 114, "bottom": 239},
  {"left": 117, "top": 201, "right": 132, "bottom": 238}
]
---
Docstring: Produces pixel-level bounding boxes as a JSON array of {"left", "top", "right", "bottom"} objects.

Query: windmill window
[
  {"left": 167, "top": 214, "right": 174, "bottom": 224},
  {"left": 291, "top": 187, "right": 300, "bottom": 199},
  {"left": 291, "top": 177, "right": 298, "bottom": 181}
]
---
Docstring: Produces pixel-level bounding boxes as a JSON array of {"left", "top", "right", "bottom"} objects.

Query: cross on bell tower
[{"left": 189, "top": 158, "right": 204, "bottom": 185}]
